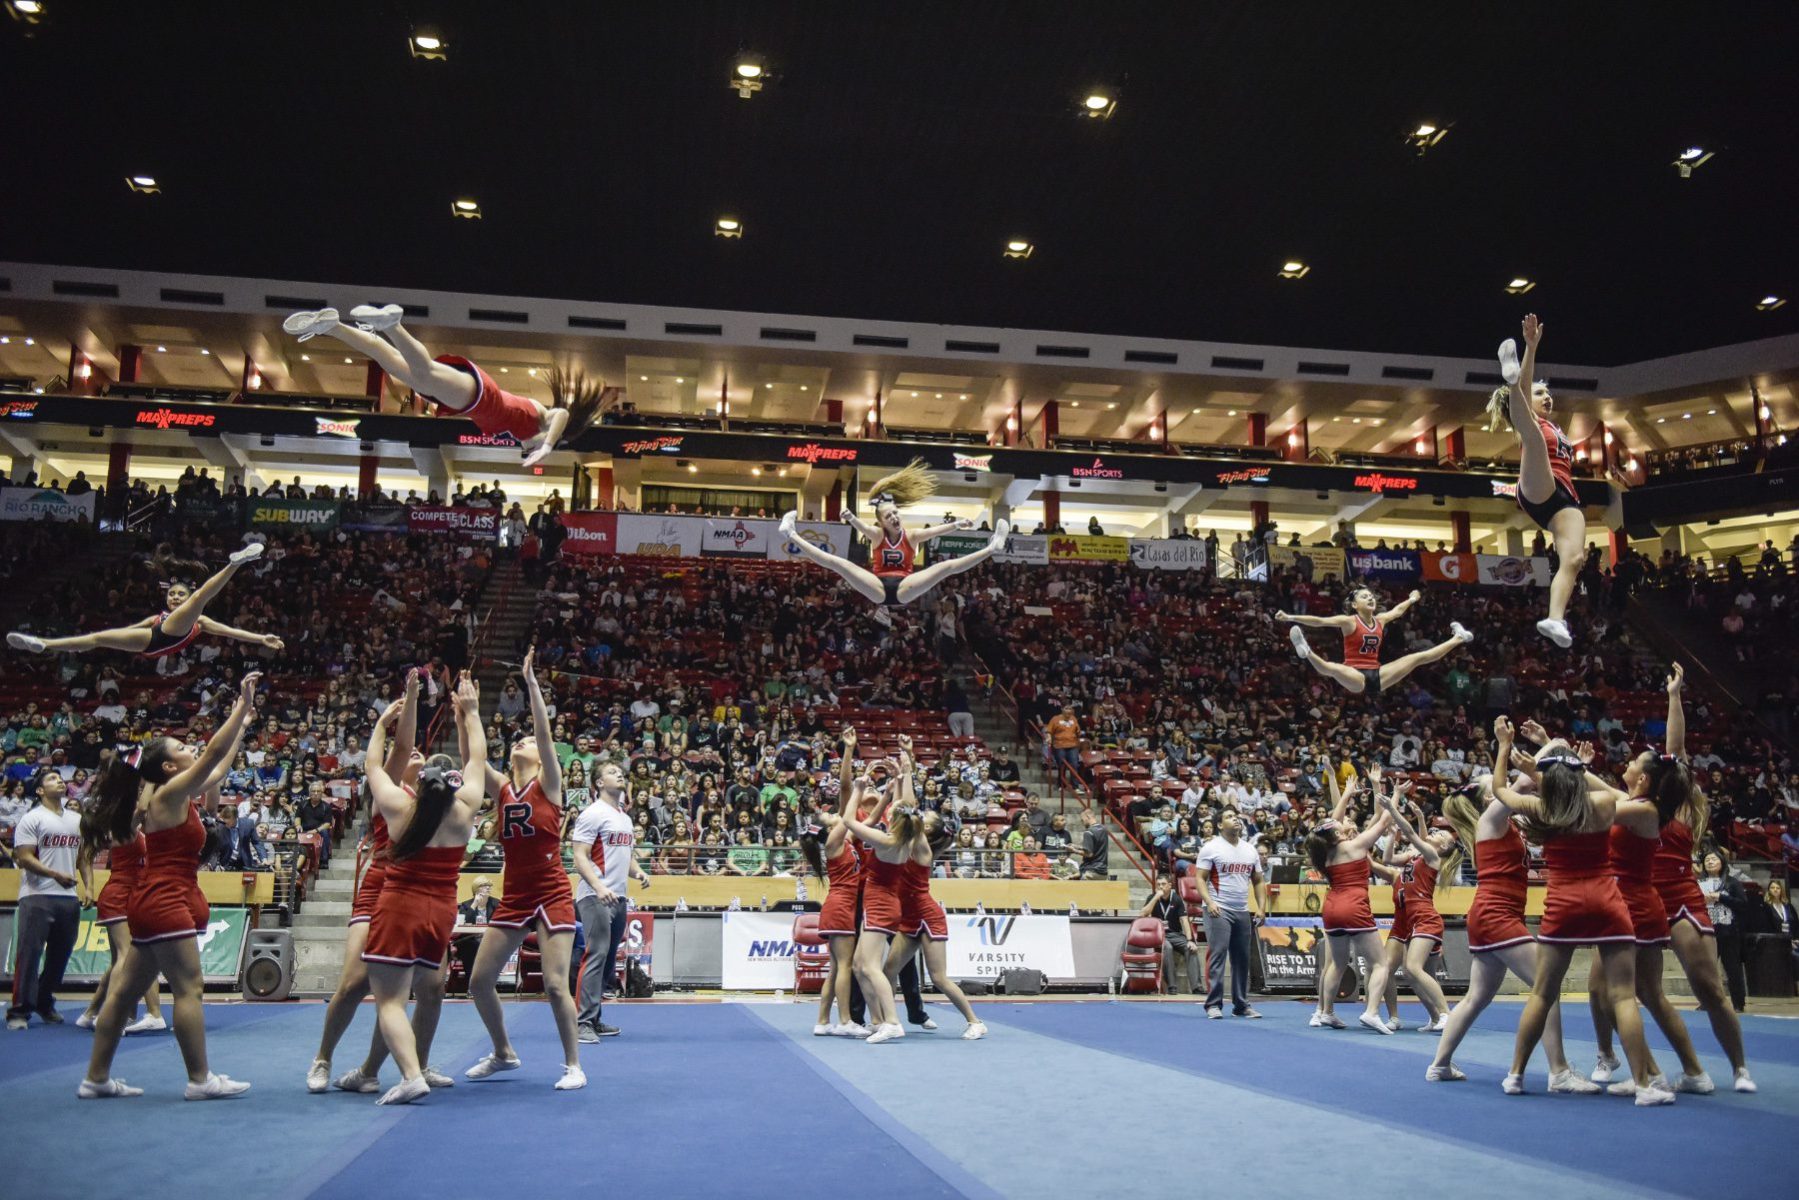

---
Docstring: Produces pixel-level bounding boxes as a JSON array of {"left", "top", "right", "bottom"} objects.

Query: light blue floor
[{"left": 2, "top": 996, "right": 1792, "bottom": 1198}]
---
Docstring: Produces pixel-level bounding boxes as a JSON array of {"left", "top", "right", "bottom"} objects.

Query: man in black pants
[
  {"left": 848, "top": 943, "right": 936, "bottom": 1030},
  {"left": 7, "top": 772, "right": 85, "bottom": 1030}
]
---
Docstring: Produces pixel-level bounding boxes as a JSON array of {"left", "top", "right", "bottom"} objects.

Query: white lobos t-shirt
[
  {"left": 1195, "top": 835, "right": 1260, "bottom": 911},
  {"left": 571, "top": 797, "right": 634, "bottom": 900},
  {"left": 14, "top": 804, "right": 81, "bottom": 898}
]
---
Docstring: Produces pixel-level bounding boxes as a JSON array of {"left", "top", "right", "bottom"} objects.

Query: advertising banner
[
  {"left": 617, "top": 910, "right": 655, "bottom": 973},
  {"left": 245, "top": 497, "right": 339, "bottom": 530},
  {"left": 558, "top": 511, "right": 619, "bottom": 556},
  {"left": 702, "top": 517, "right": 778, "bottom": 559},
  {"left": 995, "top": 533, "right": 1049, "bottom": 565},
  {"left": 719, "top": 910, "right": 801, "bottom": 989},
  {"left": 1348, "top": 548, "right": 1421, "bottom": 581},
  {"left": 1475, "top": 554, "right": 1551, "bottom": 587},
  {"left": 933, "top": 533, "right": 990, "bottom": 561},
  {"left": 2, "top": 905, "right": 249, "bottom": 985},
  {"left": 1421, "top": 552, "right": 1478, "bottom": 584},
  {"left": 409, "top": 506, "right": 499, "bottom": 537},
  {"left": 341, "top": 504, "right": 410, "bottom": 533},
  {"left": 1128, "top": 538, "right": 1208, "bottom": 571},
  {"left": 767, "top": 521, "right": 853, "bottom": 562},
  {"left": 616, "top": 513, "right": 703, "bottom": 558},
  {"left": 942, "top": 913, "right": 1076, "bottom": 981},
  {"left": 0, "top": 486, "right": 95, "bottom": 523},
  {"left": 1268, "top": 544, "right": 1348, "bottom": 581},
  {"left": 1046, "top": 535, "right": 1130, "bottom": 564}
]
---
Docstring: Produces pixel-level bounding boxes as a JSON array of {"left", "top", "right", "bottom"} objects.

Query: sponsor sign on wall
[
  {"left": 245, "top": 498, "right": 340, "bottom": 529},
  {"left": 615, "top": 514, "right": 703, "bottom": 557},
  {"left": 1128, "top": 538, "right": 1209, "bottom": 571},
  {"left": 1267, "top": 544, "right": 1348, "bottom": 580},
  {"left": 2, "top": 906, "right": 248, "bottom": 985},
  {"left": 1047, "top": 535, "right": 1130, "bottom": 563},
  {"left": 409, "top": 506, "right": 499, "bottom": 537},
  {"left": 995, "top": 533, "right": 1050, "bottom": 565},
  {"left": 766, "top": 521, "right": 852, "bottom": 562},
  {"left": 1348, "top": 548, "right": 1421, "bottom": 580},
  {"left": 558, "top": 511, "right": 619, "bottom": 555},
  {"left": 703, "top": 517, "right": 778, "bottom": 558},
  {"left": 719, "top": 910, "right": 801, "bottom": 989},
  {"left": 1475, "top": 554, "right": 1551, "bottom": 587},
  {"left": 1421, "top": 552, "right": 1477, "bottom": 583},
  {"left": 942, "top": 914, "right": 1076, "bottom": 981},
  {"left": 0, "top": 487, "right": 95, "bottom": 522}
]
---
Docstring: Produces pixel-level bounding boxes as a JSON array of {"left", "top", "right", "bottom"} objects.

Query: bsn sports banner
[
  {"left": 719, "top": 910, "right": 801, "bottom": 989},
  {"left": 767, "top": 521, "right": 852, "bottom": 562},
  {"left": 1129, "top": 538, "right": 1208, "bottom": 571},
  {"left": 0, "top": 487, "right": 95, "bottom": 523},
  {"left": 558, "top": 511, "right": 618, "bottom": 555},
  {"left": 942, "top": 913, "right": 1075, "bottom": 981},
  {"left": 616, "top": 513, "right": 703, "bottom": 557},
  {"left": 1475, "top": 555, "right": 1550, "bottom": 587},
  {"left": 245, "top": 498, "right": 340, "bottom": 530}
]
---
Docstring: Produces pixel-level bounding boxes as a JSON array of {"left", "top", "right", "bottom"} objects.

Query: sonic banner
[
  {"left": 942, "top": 913, "right": 1076, "bottom": 982},
  {"left": 1128, "top": 539, "right": 1209, "bottom": 571},
  {"left": 1474, "top": 555, "right": 1551, "bottom": 587}
]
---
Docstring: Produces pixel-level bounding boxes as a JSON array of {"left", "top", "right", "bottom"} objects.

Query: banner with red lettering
[
  {"left": 559, "top": 511, "right": 619, "bottom": 555},
  {"left": 614, "top": 910, "right": 654, "bottom": 976},
  {"left": 1474, "top": 554, "right": 1551, "bottom": 587},
  {"left": 408, "top": 506, "right": 498, "bottom": 537}
]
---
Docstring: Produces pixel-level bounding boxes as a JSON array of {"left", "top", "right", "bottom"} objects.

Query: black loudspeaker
[
  {"left": 998, "top": 968, "right": 1047, "bottom": 995},
  {"left": 241, "top": 929, "right": 294, "bottom": 1001}
]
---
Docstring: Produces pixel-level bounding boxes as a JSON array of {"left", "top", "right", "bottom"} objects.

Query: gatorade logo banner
[{"left": 1422, "top": 552, "right": 1477, "bottom": 583}]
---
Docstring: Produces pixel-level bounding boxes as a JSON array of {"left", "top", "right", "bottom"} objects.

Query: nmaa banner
[
  {"left": 720, "top": 910, "right": 800, "bottom": 989},
  {"left": 943, "top": 913, "right": 1075, "bottom": 981}
]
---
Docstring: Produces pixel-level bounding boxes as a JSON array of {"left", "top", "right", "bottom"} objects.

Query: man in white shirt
[
  {"left": 1193, "top": 810, "right": 1266, "bottom": 1020},
  {"left": 8, "top": 771, "right": 87, "bottom": 1030},
  {"left": 571, "top": 777, "right": 649, "bottom": 1042}
]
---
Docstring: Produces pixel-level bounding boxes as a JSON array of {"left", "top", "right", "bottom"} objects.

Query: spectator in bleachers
[{"left": 1139, "top": 875, "right": 1198, "bottom": 992}]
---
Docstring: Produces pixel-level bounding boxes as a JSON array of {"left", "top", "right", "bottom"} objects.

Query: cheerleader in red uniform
[
  {"left": 76, "top": 779, "right": 166, "bottom": 1035},
  {"left": 1428, "top": 760, "right": 1593, "bottom": 1090},
  {"left": 79, "top": 671, "right": 262, "bottom": 1100},
  {"left": 308, "top": 670, "right": 453, "bottom": 1096},
  {"left": 9, "top": 542, "right": 280, "bottom": 658},
  {"left": 283, "top": 307, "right": 603, "bottom": 467},
  {"left": 1279, "top": 587, "right": 1472, "bottom": 697},
  {"left": 1492, "top": 723, "right": 1671, "bottom": 1105},
  {"left": 1589, "top": 666, "right": 1755, "bottom": 1092},
  {"left": 1375, "top": 789, "right": 1456, "bottom": 1032},
  {"left": 464, "top": 650, "right": 585, "bottom": 1091},
  {"left": 1304, "top": 764, "right": 1397, "bottom": 1033},
  {"left": 842, "top": 736, "right": 985, "bottom": 1043},
  {"left": 778, "top": 460, "right": 1009, "bottom": 608},
  {"left": 1490, "top": 313, "right": 1583, "bottom": 648},
  {"left": 805, "top": 727, "right": 871, "bottom": 1038},
  {"left": 360, "top": 674, "right": 488, "bottom": 1106}
]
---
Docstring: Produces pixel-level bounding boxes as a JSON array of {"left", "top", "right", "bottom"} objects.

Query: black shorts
[
  {"left": 1358, "top": 668, "right": 1383, "bottom": 697},
  {"left": 1517, "top": 479, "right": 1581, "bottom": 532},
  {"left": 880, "top": 576, "right": 904, "bottom": 607},
  {"left": 142, "top": 618, "right": 199, "bottom": 659}
]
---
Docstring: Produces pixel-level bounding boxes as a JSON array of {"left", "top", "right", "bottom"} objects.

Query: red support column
[
  {"left": 826, "top": 481, "right": 842, "bottom": 521},
  {"left": 106, "top": 442, "right": 131, "bottom": 513},
  {"left": 67, "top": 347, "right": 96, "bottom": 395},
  {"left": 1444, "top": 426, "right": 1466, "bottom": 465},
  {"left": 1247, "top": 413, "right": 1268, "bottom": 447},
  {"left": 1042, "top": 400, "right": 1059, "bottom": 446},
  {"left": 1043, "top": 489, "right": 1061, "bottom": 531},
  {"left": 1610, "top": 527, "right": 1628, "bottom": 567},
  {"left": 871, "top": 389, "right": 884, "bottom": 438},
  {"left": 593, "top": 465, "right": 616, "bottom": 510},
  {"left": 357, "top": 454, "right": 379, "bottom": 500},
  {"left": 825, "top": 398, "right": 842, "bottom": 428},
  {"left": 1450, "top": 511, "right": 1472, "bottom": 553},
  {"left": 116, "top": 344, "right": 142, "bottom": 384},
  {"left": 1282, "top": 422, "right": 1309, "bottom": 462},
  {"left": 1250, "top": 500, "right": 1270, "bottom": 539},
  {"left": 365, "top": 362, "right": 386, "bottom": 408},
  {"left": 240, "top": 355, "right": 263, "bottom": 397}
]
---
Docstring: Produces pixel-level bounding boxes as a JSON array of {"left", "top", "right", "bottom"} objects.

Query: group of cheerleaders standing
[{"left": 1306, "top": 663, "right": 1757, "bottom": 1105}]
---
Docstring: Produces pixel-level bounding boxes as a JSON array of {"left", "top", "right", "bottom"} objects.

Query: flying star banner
[
  {"left": 1128, "top": 539, "right": 1209, "bottom": 571},
  {"left": 766, "top": 520, "right": 852, "bottom": 562}
]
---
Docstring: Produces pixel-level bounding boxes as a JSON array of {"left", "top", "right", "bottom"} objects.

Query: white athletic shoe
[
  {"left": 1307, "top": 1010, "right": 1325, "bottom": 1027},
  {"left": 1451, "top": 621, "right": 1474, "bottom": 645},
  {"left": 835, "top": 1021, "right": 872, "bottom": 1039},
  {"left": 7, "top": 632, "right": 47, "bottom": 654},
  {"left": 1206, "top": 1007, "right": 1223, "bottom": 1020},
  {"left": 865, "top": 1023, "right": 906, "bottom": 1045},
  {"left": 1548, "top": 1069, "right": 1602, "bottom": 1095},
  {"left": 464, "top": 1053, "right": 522, "bottom": 1080},
  {"left": 282, "top": 308, "right": 340, "bottom": 342},
  {"left": 349, "top": 303, "right": 405, "bottom": 332},
  {"left": 1590, "top": 1052, "right": 1621, "bottom": 1084},
  {"left": 1734, "top": 1068, "right": 1757, "bottom": 1093},
  {"left": 778, "top": 511, "right": 798, "bottom": 539},
  {"left": 987, "top": 519, "right": 1011, "bottom": 552},
  {"left": 124, "top": 1013, "right": 167, "bottom": 1035},
  {"left": 1321, "top": 1013, "right": 1347, "bottom": 1030},
  {"left": 228, "top": 541, "right": 265, "bottom": 565},
  {"left": 918, "top": 1017, "right": 939, "bottom": 1032},
  {"left": 334, "top": 1067, "right": 380, "bottom": 1094},
  {"left": 1426, "top": 1013, "right": 1448, "bottom": 1032},
  {"left": 1359, "top": 1013, "right": 1395, "bottom": 1035},
  {"left": 1289, "top": 626, "right": 1311, "bottom": 660},
  {"left": 184, "top": 1073, "right": 250, "bottom": 1101},
  {"left": 554, "top": 1065, "right": 587, "bottom": 1091},
  {"left": 961, "top": 1022, "right": 987, "bottom": 1041},
  {"left": 1608, "top": 1074, "right": 1670, "bottom": 1098},
  {"left": 1425, "top": 1063, "right": 1466, "bottom": 1082},
  {"left": 1674, "top": 1071, "right": 1714, "bottom": 1095},
  {"left": 376, "top": 1076, "right": 430, "bottom": 1106},
  {"left": 1501, "top": 1073, "right": 1525, "bottom": 1095},
  {"left": 1497, "top": 338, "right": 1521, "bottom": 386},
  {"left": 78, "top": 1077, "right": 144, "bottom": 1099},
  {"left": 1536, "top": 617, "right": 1573, "bottom": 649},
  {"left": 75, "top": 1011, "right": 97, "bottom": 1030},
  {"left": 306, "top": 1059, "right": 331, "bottom": 1094},
  {"left": 814, "top": 1023, "right": 836, "bottom": 1037},
  {"left": 1385, "top": 1016, "right": 1404, "bottom": 1033},
  {"left": 1634, "top": 1083, "right": 1676, "bottom": 1108},
  {"left": 421, "top": 1065, "right": 454, "bottom": 1089}
]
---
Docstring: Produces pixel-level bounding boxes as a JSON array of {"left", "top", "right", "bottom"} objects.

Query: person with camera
[{"left": 1139, "top": 874, "right": 1198, "bottom": 993}]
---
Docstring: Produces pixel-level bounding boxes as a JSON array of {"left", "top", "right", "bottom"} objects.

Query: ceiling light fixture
[
  {"left": 155, "top": 345, "right": 166, "bottom": 352},
  {"left": 800, "top": 385, "right": 808, "bottom": 391},
  {"left": 9, "top": 1, "right": 46, "bottom": 23},
  {"left": 1673, "top": 145, "right": 1713, "bottom": 177},
  {"left": 300, "top": 354, "right": 310, "bottom": 362},
  {"left": 1081, "top": 91, "right": 1117, "bottom": 120},
  {"left": 125, "top": 174, "right": 160, "bottom": 194},
  {"left": 751, "top": 467, "right": 762, "bottom": 476},
  {"left": 0, "top": 337, "right": 9, "bottom": 344},
  {"left": 688, "top": 463, "right": 698, "bottom": 474},
  {"left": 1506, "top": 277, "right": 1537, "bottom": 294},
  {"left": 1757, "top": 295, "right": 1787, "bottom": 311},
  {"left": 1278, "top": 260, "right": 1310, "bottom": 280},
  {"left": 1405, "top": 121, "right": 1450, "bottom": 155},
  {"left": 199, "top": 348, "right": 209, "bottom": 355},
  {"left": 1004, "top": 239, "right": 1035, "bottom": 259},
  {"left": 1069, "top": 401, "right": 1080, "bottom": 408},
  {"left": 732, "top": 55, "right": 766, "bottom": 98},
  {"left": 1106, "top": 403, "right": 1117, "bottom": 410},
  {"left": 675, "top": 376, "right": 684, "bottom": 383},
  {"left": 715, "top": 216, "right": 744, "bottom": 238},
  {"left": 451, "top": 198, "right": 481, "bottom": 219},
  {"left": 1227, "top": 409, "right": 1237, "bottom": 417},
  {"left": 409, "top": 28, "right": 448, "bottom": 61}
]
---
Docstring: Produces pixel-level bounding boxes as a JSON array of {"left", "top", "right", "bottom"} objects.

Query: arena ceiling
[{"left": 4, "top": 4, "right": 1796, "bottom": 367}]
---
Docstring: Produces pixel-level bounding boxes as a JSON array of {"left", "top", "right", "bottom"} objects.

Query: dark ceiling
[{"left": 4, "top": 2, "right": 1796, "bottom": 366}]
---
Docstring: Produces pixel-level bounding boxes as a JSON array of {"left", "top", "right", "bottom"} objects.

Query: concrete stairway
[
  {"left": 290, "top": 816, "right": 366, "bottom": 998},
  {"left": 468, "top": 558, "right": 533, "bottom": 728}
]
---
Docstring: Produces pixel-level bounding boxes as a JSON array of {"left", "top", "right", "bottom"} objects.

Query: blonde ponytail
[
  {"left": 866, "top": 458, "right": 936, "bottom": 510},
  {"left": 1485, "top": 386, "right": 1515, "bottom": 434}
]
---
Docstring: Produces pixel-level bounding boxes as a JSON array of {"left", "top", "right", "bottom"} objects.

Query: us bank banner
[{"left": 943, "top": 913, "right": 1075, "bottom": 981}]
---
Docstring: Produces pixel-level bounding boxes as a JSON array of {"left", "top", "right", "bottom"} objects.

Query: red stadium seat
[
  {"left": 792, "top": 912, "right": 830, "bottom": 995},
  {"left": 1120, "top": 917, "right": 1165, "bottom": 994}
]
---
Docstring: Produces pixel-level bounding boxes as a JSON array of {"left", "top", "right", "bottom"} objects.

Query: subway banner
[
  {"left": 942, "top": 913, "right": 1076, "bottom": 982},
  {"left": 1047, "top": 535, "right": 1130, "bottom": 564},
  {"left": 615, "top": 513, "right": 703, "bottom": 557},
  {"left": 245, "top": 497, "right": 340, "bottom": 530},
  {"left": 1129, "top": 538, "right": 1208, "bottom": 571},
  {"left": 1, "top": 905, "right": 250, "bottom": 985},
  {"left": 0, "top": 486, "right": 95, "bottom": 523}
]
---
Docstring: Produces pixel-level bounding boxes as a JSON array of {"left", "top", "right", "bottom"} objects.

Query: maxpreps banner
[
  {"left": 1348, "top": 548, "right": 1421, "bottom": 581},
  {"left": 1475, "top": 554, "right": 1551, "bottom": 587},
  {"left": 703, "top": 517, "right": 778, "bottom": 559},
  {"left": 245, "top": 498, "right": 339, "bottom": 530},
  {"left": 1047, "top": 535, "right": 1130, "bottom": 564},
  {"left": 943, "top": 913, "right": 1076, "bottom": 982},
  {"left": 767, "top": 521, "right": 852, "bottom": 562},
  {"left": 559, "top": 511, "right": 618, "bottom": 555},
  {"left": 1129, "top": 538, "right": 1208, "bottom": 571},
  {"left": 616, "top": 514, "right": 703, "bottom": 558},
  {"left": 1268, "top": 544, "right": 1348, "bottom": 580},
  {"left": 719, "top": 910, "right": 800, "bottom": 989},
  {"left": 0, "top": 486, "right": 95, "bottom": 523},
  {"left": 409, "top": 506, "right": 499, "bottom": 537}
]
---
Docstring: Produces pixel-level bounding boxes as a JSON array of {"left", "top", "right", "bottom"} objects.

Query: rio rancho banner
[
  {"left": 0, "top": 486, "right": 95, "bottom": 523},
  {"left": 943, "top": 913, "right": 1076, "bottom": 982}
]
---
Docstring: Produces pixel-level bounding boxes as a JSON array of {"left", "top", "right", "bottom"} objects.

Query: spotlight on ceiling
[
  {"left": 1672, "top": 145, "right": 1713, "bottom": 178},
  {"left": 1080, "top": 90, "right": 1117, "bottom": 120},
  {"left": 6, "top": 1, "right": 46, "bottom": 25},
  {"left": 732, "top": 55, "right": 766, "bottom": 98},
  {"left": 1278, "top": 260, "right": 1310, "bottom": 280},
  {"left": 1756, "top": 295, "right": 1787, "bottom": 312},
  {"left": 1405, "top": 121, "right": 1450, "bottom": 155},
  {"left": 125, "top": 174, "right": 160, "bottom": 194},
  {"left": 451, "top": 198, "right": 482, "bottom": 219},
  {"left": 715, "top": 216, "right": 744, "bottom": 239},
  {"left": 409, "top": 27, "right": 448, "bottom": 61},
  {"left": 1003, "top": 239, "right": 1035, "bottom": 259},
  {"left": 1505, "top": 277, "right": 1537, "bottom": 295}
]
